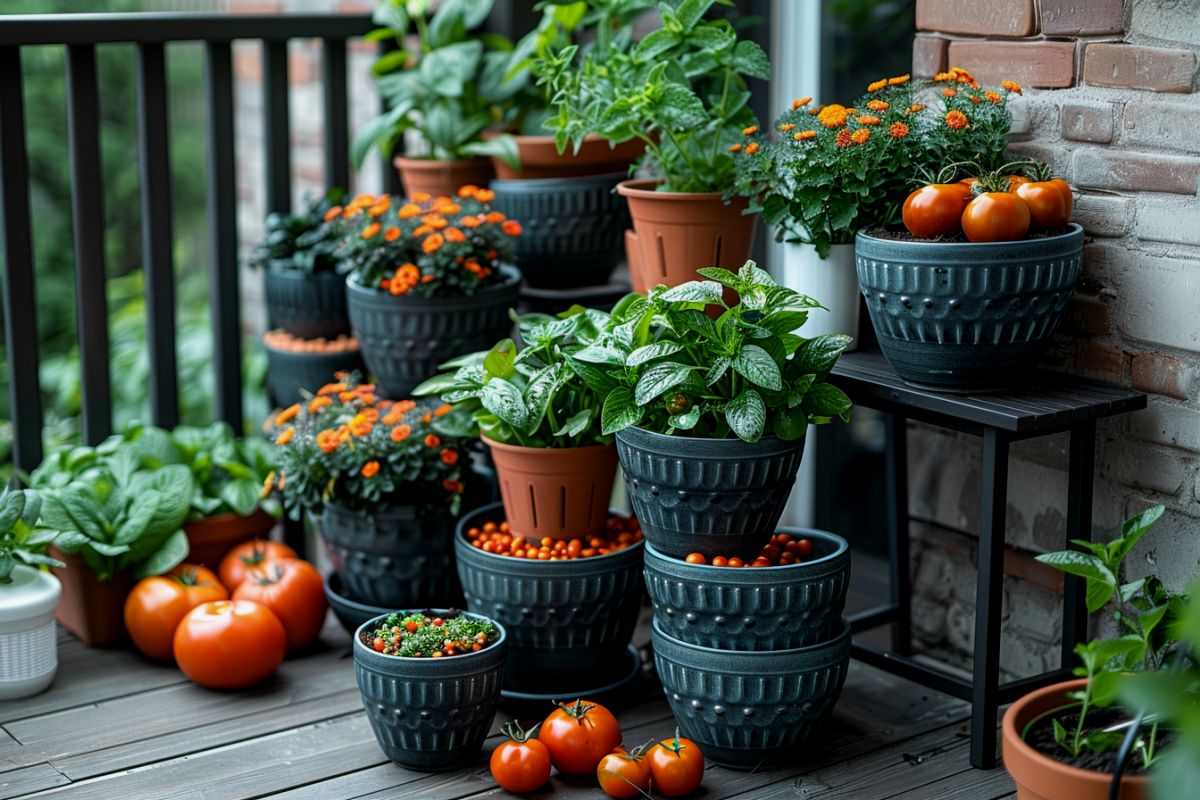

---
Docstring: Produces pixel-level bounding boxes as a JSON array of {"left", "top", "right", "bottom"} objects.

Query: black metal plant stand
[{"left": 822, "top": 352, "right": 1146, "bottom": 769}]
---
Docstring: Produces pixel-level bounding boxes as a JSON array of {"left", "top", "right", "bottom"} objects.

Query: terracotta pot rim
[
  {"left": 391, "top": 154, "right": 490, "bottom": 170},
  {"left": 481, "top": 435, "right": 615, "bottom": 456},
  {"left": 617, "top": 178, "right": 742, "bottom": 202},
  {"left": 184, "top": 508, "right": 275, "bottom": 528},
  {"left": 1002, "top": 677, "right": 1152, "bottom": 787}
]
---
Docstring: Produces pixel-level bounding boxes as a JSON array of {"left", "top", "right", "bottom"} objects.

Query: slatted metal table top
[{"left": 832, "top": 351, "right": 1147, "bottom": 433}]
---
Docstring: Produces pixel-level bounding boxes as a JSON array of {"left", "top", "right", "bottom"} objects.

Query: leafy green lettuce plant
[
  {"left": 536, "top": 0, "right": 769, "bottom": 193},
  {"left": 0, "top": 488, "right": 62, "bottom": 583}
]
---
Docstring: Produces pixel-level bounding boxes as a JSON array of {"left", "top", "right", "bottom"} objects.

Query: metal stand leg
[
  {"left": 971, "top": 428, "right": 1009, "bottom": 769},
  {"left": 1062, "top": 420, "right": 1096, "bottom": 666},
  {"left": 885, "top": 413, "right": 911, "bottom": 655},
  {"left": 282, "top": 514, "right": 307, "bottom": 561}
]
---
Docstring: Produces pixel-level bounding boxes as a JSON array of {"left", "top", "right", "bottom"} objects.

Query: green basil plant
[{"left": 0, "top": 488, "right": 62, "bottom": 583}]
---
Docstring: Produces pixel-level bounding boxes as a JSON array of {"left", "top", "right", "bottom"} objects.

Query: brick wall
[{"left": 909, "top": 0, "right": 1200, "bottom": 678}]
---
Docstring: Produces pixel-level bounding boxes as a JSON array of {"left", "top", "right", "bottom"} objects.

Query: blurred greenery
[
  {"left": 0, "top": 0, "right": 267, "bottom": 477},
  {"left": 824, "top": 0, "right": 914, "bottom": 101}
]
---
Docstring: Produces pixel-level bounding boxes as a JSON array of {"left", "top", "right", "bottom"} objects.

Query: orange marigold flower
[
  {"left": 422, "top": 233, "right": 445, "bottom": 253},
  {"left": 778, "top": 123, "right": 796, "bottom": 132},
  {"left": 817, "top": 104, "right": 849, "bottom": 128},
  {"left": 384, "top": 226, "right": 401, "bottom": 241},
  {"left": 425, "top": 433, "right": 441, "bottom": 448},
  {"left": 274, "top": 427, "right": 295, "bottom": 445},
  {"left": 850, "top": 128, "right": 871, "bottom": 144},
  {"left": 867, "top": 79, "right": 887, "bottom": 92},
  {"left": 348, "top": 413, "right": 373, "bottom": 437},
  {"left": 457, "top": 185, "right": 479, "bottom": 199},
  {"left": 888, "top": 121, "right": 910, "bottom": 138},
  {"left": 277, "top": 403, "right": 300, "bottom": 424},
  {"left": 434, "top": 403, "right": 452, "bottom": 416},
  {"left": 485, "top": 211, "right": 506, "bottom": 224},
  {"left": 361, "top": 461, "right": 380, "bottom": 478},
  {"left": 411, "top": 192, "right": 431, "bottom": 203},
  {"left": 441, "top": 449, "right": 458, "bottom": 465},
  {"left": 475, "top": 188, "right": 495, "bottom": 203},
  {"left": 461, "top": 215, "right": 483, "bottom": 228},
  {"left": 338, "top": 390, "right": 357, "bottom": 402},
  {"left": 361, "top": 222, "right": 381, "bottom": 239},
  {"left": 909, "top": 103, "right": 925, "bottom": 113},
  {"left": 368, "top": 197, "right": 390, "bottom": 217},
  {"left": 792, "top": 96, "right": 812, "bottom": 109},
  {"left": 793, "top": 130, "right": 817, "bottom": 141},
  {"left": 444, "top": 226, "right": 465, "bottom": 243},
  {"left": 1001, "top": 80, "right": 1023, "bottom": 94},
  {"left": 308, "top": 395, "right": 332, "bottom": 413},
  {"left": 888, "top": 74, "right": 910, "bottom": 86},
  {"left": 835, "top": 129, "right": 853, "bottom": 148},
  {"left": 422, "top": 274, "right": 435, "bottom": 283},
  {"left": 423, "top": 215, "right": 448, "bottom": 230},
  {"left": 323, "top": 206, "right": 343, "bottom": 222},
  {"left": 399, "top": 203, "right": 422, "bottom": 219},
  {"left": 390, "top": 424, "right": 411, "bottom": 442},
  {"left": 442, "top": 479, "right": 463, "bottom": 493},
  {"left": 397, "top": 263, "right": 419, "bottom": 283},
  {"left": 744, "top": 142, "right": 760, "bottom": 155},
  {"left": 866, "top": 100, "right": 889, "bottom": 111},
  {"left": 969, "top": 95, "right": 982, "bottom": 104},
  {"left": 942, "top": 87, "right": 957, "bottom": 97},
  {"left": 395, "top": 399, "right": 416, "bottom": 413},
  {"left": 945, "top": 110, "right": 969, "bottom": 130},
  {"left": 317, "top": 429, "right": 339, "bottom": 452},
  {"left": 412, "top": 224, "right": 433, "bottom": 238},
  {"left": 741, "top": 125, "right": 758, "bottom": 136},
  {"left": 855, "top": 115, "right": 881, "bottom": 125},
  {"left": 388, "top": 279, "right": 410, "bottom": 296},
  {"left": 435, "top": 202, "right": 461, "bottom": 216},
  {"left": 933, "top": 71, "right": 954, "bottom": 82},
  {"left": 318, "top": 382, "right": 347, "bottom": 396},
  {"left": 985, "top": 90, "right": 1002, "bottom": 103},
  {"left": 502, "top": 220, "right": 523, "bottom": 236},
  {"left": 728, "top": 143, "right": 743, "bottom": 152}
]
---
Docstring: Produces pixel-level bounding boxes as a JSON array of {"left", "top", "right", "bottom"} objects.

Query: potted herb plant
[
  {"left": 268, "top": 377, "right": 482, "bottom": 612},
  {"left": 595, "top": 262, "right": 851, "bottom": 559},
  {"left": 0, "top": 488, "right": 63, "bottom": 699},
  {"left": 537, "top": 0, "right": 770, "bottom": 292},
  {"left": 354, "top": 610, "right": 506, "bottom": 771},
  {"left": 415, "top": 305, "right": 621, "bottom": 540},
  {"left": 339, "top": 189, "right": 523, "bottom": 399},
  {"left": 353, "top": 0, "right": 517, "bottom": 198},
  {"left": 1002, "top": 505, "right": 1184, "bottom": 799}
]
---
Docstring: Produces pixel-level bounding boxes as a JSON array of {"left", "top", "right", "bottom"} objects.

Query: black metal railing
[{"left": 0, "top": 12, "right": 379, "bottom": 474}]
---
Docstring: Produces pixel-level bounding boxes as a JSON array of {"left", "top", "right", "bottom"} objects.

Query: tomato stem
[
  {"left": 500, "top": 720, "right": 540, "bottom": 743},
  {"left": 556, "top": 698, "right": 595, "bottom": 721}
]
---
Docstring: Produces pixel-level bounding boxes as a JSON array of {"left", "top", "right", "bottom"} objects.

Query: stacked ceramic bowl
[{"left": 643, "top": 527, "right": 852, "bottom": 769}]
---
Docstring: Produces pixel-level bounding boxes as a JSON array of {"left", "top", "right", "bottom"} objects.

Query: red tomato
[
  {"left": 218, "top": 539, "right": 297, "bottom": 591},
  {"left": 489, "top": 722, "right": 551, "bottom": 793},
  {"left": 598, "top": 748, "right": 651, "bottom": 799},
  {"left": 961, "top": 192, "right": 1030, "bottom": 242},
  {"left": 902, "top": 184, "right": 971, "bottom": 238},
  {"left": 1005, "top": 174, "right": 1031, "bottom": 191},
  {"left": 232, "top": 558, "right": 327, "bottom": 651},
  {"left": 538, "top": 699, "right": 623, "bottom": 776},
  {"left": 1050, "top": 177, "right": 1074, "bottom": 219},
  {"left": 124, "top": 564, "right": 228, "bottom": 661},
  {"left": 648, "top": 732, "right": 705, "bottom": 797},
  {"left": 173, "top": 599, "right": 286, "bottom": 689},
  {"left": 1015, "top": 181, "right": 1069, "bottom": 229}
]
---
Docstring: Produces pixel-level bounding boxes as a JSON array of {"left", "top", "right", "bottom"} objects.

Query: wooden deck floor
[{"left": 0, "top": 607, "right": 1018, "bottom": 800}]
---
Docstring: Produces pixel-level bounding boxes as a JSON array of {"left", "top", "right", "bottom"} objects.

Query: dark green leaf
[
  {"left": 725, "top": 388, "right": 765, "bottom": 443},
  {"left": 634, "top": 363, "right": 693, "bottom": 406},
  {"left": 601, "top": 388, "right": 643, "bottom": 435},
  {"left": 732, "top": 344, "right": 783, "bottom": 390},
  {"left": 135, "top": 529, "right": 189, "bottom": 579}
]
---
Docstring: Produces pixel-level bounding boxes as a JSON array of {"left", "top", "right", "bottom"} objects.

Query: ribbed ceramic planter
[
  {"left": 324, "top": 572, "right": 389, "bottom": 636},
  {"left": 489, "top": 133, "right": 644, "bottom": 180},
  {"left": 263, "top": 342, "right": 364, "bottom": 408},
  {"left": 455, "top": 502, "right": 644, "bottom": 694},
  {"left": 0, "top": 565, "right": 61, "bottom": 700},
  {"left": 644, "top": 528, "right": 849, "bottom": 650},
  {"left": 183, "top": 509, "right": 275, "bottom": 569},
  {"left": 263, "top": 263, "right": 350, "bottom": 340},
  {"left": 856, "top": 224, "right": 1084, "bottom": 393},
  {"left": 482, "top": 436, "right": 618, "bottom": 540},
  {"left": 320, "top": 501, "right": 464, "bottom": 609},
  {"left": 652, "top": 617, "right": 851, "bottom": 769},
  {"left": 615, "top": 428, "right": 806, "bottom": 560},
  {"left": 393, "top": 156, "right": 494, "bottom": 199},
  {"left": 346, "top": 265, "right": 522, "bottom": 400},
  {"left": 354, "top": 610, "right": 506, "bottom": 771},
  {"left": 1002, "top": 679, "right": 1150, "bottom": 800},
  {"left": 489, "top": 172, "right": 629, "bottom": 289}
]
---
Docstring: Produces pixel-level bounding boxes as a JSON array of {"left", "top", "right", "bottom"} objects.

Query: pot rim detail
[
  {"left": 455, "top": 501, "right": 643, "bottom": 568},
  {"left": 856, "top": 223, "right": 1083, "bottom": 257},
  {"left": 353, "top": 609, "right": 507, "bottom": 665},
  {"left": 653, "top": 615, "right": 851, "bottom": 662},
  {"left": 616, "top": 426, "right": 803, "bottom": 458},
  {"left": 481, "top": 435, "right": 616, "bottom": 459},
  {"left": 644, "top": 528, "right": 847, "bottom": 575},
  {"left": 616, "top": 177, "right": 743, "bottom": 202}
]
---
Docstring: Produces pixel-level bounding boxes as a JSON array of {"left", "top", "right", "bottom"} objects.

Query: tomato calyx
[
  {"left": 658, "top": 728, "right": 689, "bottom": 757},
  {"left": 172, "top": 567, "right": 207, "bottom": 587},
  {"left": 239, "top": 540, "right": 271, "bottom": 569},
  {"left": 501, "top": 720, "right": 541, "bottom": 743},
  {"left": 556, "top": 698, "right": 597, "bottom": 723}
]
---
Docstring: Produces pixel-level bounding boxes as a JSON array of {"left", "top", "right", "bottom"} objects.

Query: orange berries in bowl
[
  {"left": 684, "top": 531, "right": 816, "bottom": 568},
  {"left": 465, "top": 515, "right": 643, "bottom": 561}
]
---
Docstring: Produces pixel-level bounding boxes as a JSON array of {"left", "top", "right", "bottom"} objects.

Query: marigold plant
[
  {"left": 732, "top": 67, "right": 1018, "bottom": 256},
  {"left": 338, "top": 186, "right": 520, "bottom": 298},
  {"left": 266, "top": 376, "right": 472, "bottom": 517}
]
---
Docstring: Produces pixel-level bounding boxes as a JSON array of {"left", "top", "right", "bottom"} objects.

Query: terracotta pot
[
  {"left": 489, "top": 133, "right": 645, "bottom": 181},
  {"left": 617, "top": 179, "right": 757, "bottom": 292},
  {"left": 1002, "top": 678, "right": 1151, "bottom": 800},
  {"left": 50, "top": 548, "right": 133, "bottom": 647},
  {"left": 392, "top": 156, "right": 494, "bottom": 199},
  {"left": 183, "top": 509, "right": 276, "bottom": 569},
  {"left": 482, "top": 436, "right": 618, "bottom": 540},
  {"left": 625, "top": 229, "right": 647, "bottom": 294}
]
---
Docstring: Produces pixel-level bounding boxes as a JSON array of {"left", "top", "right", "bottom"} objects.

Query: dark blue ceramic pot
[
  {"left": 455, "top": 502, "right": 644, "bottom": 694},
  {"left": 263, "top": 261, "right": 350, "bottom": 340},
  {"left": 615, "top": 427, "right": 806, "bottom": 560},
  {"left": 263, "top": 342, "right": 364, "bottom": 408},
  {"left": 652, "top": 617, "right": 851, "bottom": 769},
  {"left": 324, "top": 572, "right": 389, "bottom": 635},
  {"left": 644, "top": 528, "right": 849, "bottom": 650},
  {"left": 353, "top": 610, "right": 505, "bottom": 771},
  {"left": 855, "top": 224, "right": 1083, "bottom": 393}
]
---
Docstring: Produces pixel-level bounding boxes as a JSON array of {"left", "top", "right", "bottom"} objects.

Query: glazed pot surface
[{"left": 263, "top": 265, "right": 350, "bottom": 340}]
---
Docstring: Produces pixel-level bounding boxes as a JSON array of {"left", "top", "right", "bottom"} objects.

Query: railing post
[
  {"left": 263, "top": 38, "right": 292, "bottom": 214},
  {"left": 322, "top": 37, "right": 350, "bottom": 192}
]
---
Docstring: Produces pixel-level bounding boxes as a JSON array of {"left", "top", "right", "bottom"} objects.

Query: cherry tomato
[
  {"left": 684, "top": 553, "right": 706, "bottom": 565},
  {"left": 902, "top": 184, "right": 971, "bottom": 238},
  {"left": 961, "top": 192, "right": 1030, "bottom": 242},
  {"left": 124, "top": 564, "right": 228, "bottom": 661},
  {"left": 539, "top": 699, "right": 622, "bottom": 776},
  {"left": 648, "top": 731, "right": 705, "bottom": 797},
  {"left": 794, "top": 538, "right": 814, "bottom": 558},
  {"left": 233, "top": 558, "right": 327, "bottom": 651},
  {"left": 173, "top": 599, "right": 286, "bottom": 689},
  {"left": 665, "top": 393, "right": 692, "bottom": 415},
  {"left": 218, "top": 539, "right": 297, "bottom": 591},
  {"left": 1015, "top": 181, "right": 1069, "bottom": 229},
  {"left": 598, "top": 747, "right": 651, "bottom": 799},
  {"left": 490, "top": 721, "right": 551, "bottom": 794}
]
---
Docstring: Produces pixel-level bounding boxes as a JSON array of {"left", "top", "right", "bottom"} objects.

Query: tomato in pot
[
  {"left": 1015, "top": 181, "right": 1069, "bottom": 229},
  {"left": 598, "top": 745, "right": 652, "bottom": 799},
  {"left": 1050, "top": 177, "right": 1074, "bottom": 218},
  {"left": 961, "top": 192, "right": 1030, "bottom": 243},
  {"left": 902, "top": 184, "right": 972, "bottom": 238},
  {"left": 218, "top": 539, "right": 297, "bottom": 591},
  {"left": 648, "top": 730, "right": 705, "bottom": 797},
  {"left": 124, "top": 563, "right": 229, "bottom": 661},
  {"left": 538, "top": 699, "right": 623, "bottom": 776},
  {"left": 489, "top": 721, "right": 551, "bottom": 793},
  {"left": 173, "top": 599, "right": 287, "bottom": 689},
  {"left": 233, "top": 558, "right": 327, "bottom": 651}
]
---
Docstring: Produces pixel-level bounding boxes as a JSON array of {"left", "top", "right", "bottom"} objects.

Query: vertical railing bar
[
  {"left": 377, "top": 37, "right": 403, "bottom": 196},
  {"left": 0, "top": 45, "right": 44, "bottom": 474},
  {"left": 66, "top": 42, "right": 113, "bottom": 445},
  {"left": 321, "top": 36, "right": 349, "bottom": 192},
  {"left": 204, "top": 39, "right": 243, "bottom": 432},
  {"left": 263, "top": 37, "right": 291, "bottom": 213},
  {"left": 136, "top": 41, "right": 179, "bottom": 429}
]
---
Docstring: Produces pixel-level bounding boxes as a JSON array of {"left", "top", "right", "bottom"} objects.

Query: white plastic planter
[
  {"left": 779, "top": 241, "right": 860, "bottom": 351},
  {"left": 0, "top": 565, "right": 61, "bottom": 700}
]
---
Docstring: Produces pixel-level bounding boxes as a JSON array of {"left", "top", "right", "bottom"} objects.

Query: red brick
[
  {"left": 1072, "top": 148, "right": 1200, "bottom": 194},
  {"left": 1132, "top": 354, "right": 1192, "bottom": 400},
  {"left": 913, "top": 35, "right": 949, "bottom": 78},
  {"left": 947, "top": 40, "right": 1076, "bottom": 88},
  {"left": 1061, "top": 102, "right": 1114, "bottom": 143},
  {"left": 1004, "top": 548, "right": 1064, "bottom": 592},
  {"left": 1083, "top": 43, "right": 1195, "bottom": 93},
  {"left": 1065, "top": 295, "right": 1111, "bottom": 336},
  {"left": 916, "top": 0, "right": 1036, "bottom": 36},
  {"left": 1040, "top": 0, "right": 1125, "bottom": 35},
  {"left": 1071, "top": 340, "right": 1130, "bottom": 384}
]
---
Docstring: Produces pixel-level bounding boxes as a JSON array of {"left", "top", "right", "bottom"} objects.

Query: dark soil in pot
[
  {"left": 1022, "top": 705, "right": 1173, "bottom": 775},
  {"left": 263, "top": 263, "right": 351, "bottom": 340}
]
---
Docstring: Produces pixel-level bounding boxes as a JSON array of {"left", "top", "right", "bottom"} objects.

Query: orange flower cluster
[{"left": 817, "top": 104, "right": 849, "bottom": 128}]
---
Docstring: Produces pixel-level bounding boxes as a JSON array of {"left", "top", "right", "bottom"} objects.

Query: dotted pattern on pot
[{"left": 0, "top": 621, "right": 57, "bottom": 684}]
